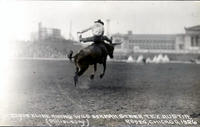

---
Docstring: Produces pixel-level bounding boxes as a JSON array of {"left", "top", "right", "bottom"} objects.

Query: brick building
[{"left": 38, "top": 22, "right": 62, "bottom": 41}]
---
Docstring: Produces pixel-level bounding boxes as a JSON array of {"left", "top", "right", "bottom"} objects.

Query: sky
[{"left": 0, "top": 1, "right": 200, "bottom": 41}]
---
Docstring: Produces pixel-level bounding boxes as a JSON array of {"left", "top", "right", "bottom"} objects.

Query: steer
[{"left": 68, "top": 42, "right": 120, "bottom": 86}]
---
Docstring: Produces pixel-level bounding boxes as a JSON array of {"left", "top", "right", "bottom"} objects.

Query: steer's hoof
[
  {"left": 90, "top": 74, "right": 94, "bottom": 80},
  {"left": 74, "top": 76, "right": 78, "bottom": 87},
  {"left": 100, "top": 74, "right": 104, "bottom": 79}
]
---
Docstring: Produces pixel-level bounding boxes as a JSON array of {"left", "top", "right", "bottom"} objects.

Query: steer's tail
[{"left": 67, "top": 50, "right": 74, "bottom": 61}]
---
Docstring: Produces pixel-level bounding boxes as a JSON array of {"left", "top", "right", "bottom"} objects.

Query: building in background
[
  {"left": 176, "top": 25, "right": 200, "bottom": 51},
  {"left": 38, "top": 22, "right": 62, "bottom": 41},
  {"left": 112, "top": 25, "right": 200, "bottom": 60},
  {"left": 24, "top": 22, "right": 82, "bottom": 58},
  {"left": 113, "top": 31, "right": 176, "bottom": 52},
  {"left": 113, "top": 25, "right": 200, "bottom": 54}
]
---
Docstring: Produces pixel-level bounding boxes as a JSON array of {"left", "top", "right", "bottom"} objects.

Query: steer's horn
[{"left": 112, "top": 42, "right": 121, "bottom": 46}]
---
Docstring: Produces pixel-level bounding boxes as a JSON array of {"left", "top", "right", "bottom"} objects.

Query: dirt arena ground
[{"left": 0, "top": 59, "right": 199, "bottom": 126}]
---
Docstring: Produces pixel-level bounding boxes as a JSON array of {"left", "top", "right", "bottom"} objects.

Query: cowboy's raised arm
[
  {"left": 78, "top": 25, "right": 93, "bottom": 34},
  {"left": 80, "top": 36, "right": 94, "bottom": 43}
]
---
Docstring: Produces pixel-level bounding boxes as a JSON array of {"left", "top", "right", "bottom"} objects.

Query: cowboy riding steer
[{"left": 68, "top": 41, "right": 120, "bottom": 86}]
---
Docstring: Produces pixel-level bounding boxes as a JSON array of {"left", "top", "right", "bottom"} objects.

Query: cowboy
[{"left": 78, "top": 19, "right": 112, "bottom": 44}]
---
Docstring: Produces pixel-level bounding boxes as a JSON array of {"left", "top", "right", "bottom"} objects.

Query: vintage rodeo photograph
[{"left": 0, "top": 1, "right": 200, "bottom": 126}]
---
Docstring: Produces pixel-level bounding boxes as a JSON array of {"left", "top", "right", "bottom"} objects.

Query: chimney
[
  {"left": 128, "top": 30, "right": 132, "bottom": 35},
  {"left": 38, "top": 22, "right": 42, "bottom": 40}
]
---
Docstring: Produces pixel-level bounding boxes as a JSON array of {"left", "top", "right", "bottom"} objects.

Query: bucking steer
[{"left": 68, "top": 41, "right": 120, "bottom": 86}]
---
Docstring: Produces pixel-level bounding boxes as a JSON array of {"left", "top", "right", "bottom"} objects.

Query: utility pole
[
  {"left": 69, "top": 20, "right": 73, "bottom": 40},
  {"left": 106, "top": 19, "right": 110, "bottom": 37}
]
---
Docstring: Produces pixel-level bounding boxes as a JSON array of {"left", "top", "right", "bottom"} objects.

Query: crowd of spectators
[{"left": 10, "top": 40, "right": 81, "bottom": 58}]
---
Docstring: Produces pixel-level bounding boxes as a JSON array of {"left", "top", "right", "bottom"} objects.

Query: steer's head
[
  {"left": 107, "top": 38, "right": 121, "bottom": 59},
  {"left": 107, "top": 45, "right": 114, "bottom": 59}
]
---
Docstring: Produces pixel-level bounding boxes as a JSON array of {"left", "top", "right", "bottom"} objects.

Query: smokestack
[
  {"left": 38, "top": 22, "right": 42, "bottom": 40},
  {"left": 69, "top": 20, "right": 73, "bottom": 40}
]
